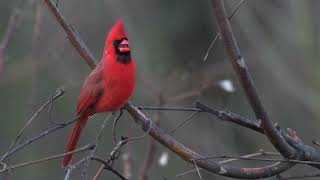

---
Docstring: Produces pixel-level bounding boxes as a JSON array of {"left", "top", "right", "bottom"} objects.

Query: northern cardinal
[{"left": 62, "top": 20, "right": 136, "bottom": 167}]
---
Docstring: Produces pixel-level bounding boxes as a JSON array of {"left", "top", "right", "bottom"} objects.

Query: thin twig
[
  {"left": 203, "top": 0, "right": 246, "bottom": 61},
  {"left": 93, "top": 120, "right": 153, "bottom": 180},
  {"left": 91, "top": 157, "right": 127, "bottom": 180},
  {"left": 170, "top": 111, "right": 199, "bottom": 134},
  {"left": 1, "top": 116, "right": 78, "bottom": 161},
  {"left": 64, "top": 158, "right": 88, "bottom": 180},
  {"left": 112, "top": 110, "right": 124, "bottom": 145},
  {"left": 192, "top": 159, "right": 203, "bottom": 180},
  {"left": 5, "top": 88, "right": 64, "bottom": 155},
  {"left": 0, "top": 144, "right": 94, "bottom": 174},
  {"left": 138, "top": 106, "right": 202, "bottom": 112},
  {"left": 80, "top": 114, "right": 113, "bottom": 177},
  {"left": 92, "top": 138, "right": 129, "bottom": 180}
]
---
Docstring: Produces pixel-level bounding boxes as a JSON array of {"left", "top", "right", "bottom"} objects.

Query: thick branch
[
  {"left": 125, "top": 102, "right": 293, "bottom": 179},
  {"left": 211, "top": 0, "right": 296, "bottom": 158},
  {"left": 198, "top": 102, "right": 320, "bottom": 169}
]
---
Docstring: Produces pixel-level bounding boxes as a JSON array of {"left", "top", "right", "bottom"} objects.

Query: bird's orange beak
[{"left": 119, "top": 39, "right": 130, "bottom": 53}]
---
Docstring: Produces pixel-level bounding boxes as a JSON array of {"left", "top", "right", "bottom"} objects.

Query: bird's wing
[{"left": 76, "top": 62, "right": 105, "bottom": 115}]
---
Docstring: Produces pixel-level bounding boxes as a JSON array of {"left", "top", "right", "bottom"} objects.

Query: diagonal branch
[
  {"left": 210, "top": 0, "right": 296, "bottom": 158},
  {"left": 0, "top": 117, "right": 78, "bottom": 161},
  {"left": 42, "top": 0, "right": 98, "bottom": 69},
  {"left": 5, "top": 88, "right": 64, "bottom": 154}
]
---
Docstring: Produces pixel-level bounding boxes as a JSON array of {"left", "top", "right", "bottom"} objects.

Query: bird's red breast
[
  {"left": 76, "top": 19, "right": 136, "bottom": 116},
  {"left": 63, "top": 20, "right": 136, "bottom": 167}
]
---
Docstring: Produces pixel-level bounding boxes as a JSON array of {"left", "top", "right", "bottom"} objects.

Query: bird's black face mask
[{"left": 113, "top": 38, "right": 131, "bottom": 64}]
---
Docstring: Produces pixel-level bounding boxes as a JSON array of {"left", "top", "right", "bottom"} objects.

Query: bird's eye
[{"left": 112, "top": 40, "right": 121, "bottom": 47}]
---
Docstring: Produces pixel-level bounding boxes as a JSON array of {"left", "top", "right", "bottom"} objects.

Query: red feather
[{"left": 62, "top": 20, "right": 136, "bottom": 167}]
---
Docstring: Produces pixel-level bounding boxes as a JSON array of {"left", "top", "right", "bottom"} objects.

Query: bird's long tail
[{"left": 62, "top": 116, "right": 89, "bottom": 167}]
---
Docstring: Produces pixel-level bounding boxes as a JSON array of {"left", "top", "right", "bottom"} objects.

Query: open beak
[{"left": 118, "top": 39, "right": 130, "bottom": 53}]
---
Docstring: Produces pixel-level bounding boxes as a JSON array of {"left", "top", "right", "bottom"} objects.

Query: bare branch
[
  {"left": 170, "top": 111, "right": 199, "bottom": 134},
  {"left": 192, "top": 159, "right": 203, "bottom": 180},
  {"left": 5, "top": 88, "right": 64, "bottom": 155},
  {"left": 211, "top": 0, "right": 296, "bottom": 158},
  {"left": 0, "top": 116, "right": 78, "bottom": 161},
  {"left": 112, "top": 110, "right": 124, "bottom": 145},
  {"left": 42, "top": 0, "right": 98, "bottom": 69},
  {"left": 138, "top": 106, "right": 202, "bottom": 112},
  {"left": 195, "top": 102, "right": 263, "bottom": 133},
  {"left": 80, "top": 114, "right": 113, "bottom": 177},
  {"left": 197, "top": 155, "right": 320, "bottom": 166},
  {"left": 92, "top": 138, "right": 129, "bottom": 180},
  {"left": 282, "top": 131, "right": 320, "bottom": 169},
  {"left": 64, "top": 158, "right": 88, "bottom": 180},
  {"left": 176, "top": 150, "right": 280, "bottom": 177},
  {"left": 126, "top": 102, "right": 294, "bottom": 179},
  {"left": 91, "top": 157, "right": 127, "bottom": 180},
  {"left": 203, "top": 0, "right": 246, "bottom": 61},
  {"left": 0, "top": 144, "right": 94, "bottom": 174}
]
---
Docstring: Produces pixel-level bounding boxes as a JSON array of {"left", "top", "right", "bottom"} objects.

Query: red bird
[{"left": 62, "top": 20, "right": 136, "bottom": 167}]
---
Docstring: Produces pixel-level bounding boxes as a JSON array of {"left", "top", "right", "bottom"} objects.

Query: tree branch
[
  {"left": 5, "top": 88, "right": 64, "bottom": 155},
  {"left": 210, "top": 0, "right": 296, "bottom": 158},
  {"left": 42, "top": 0, "right": 98, "bottom": 68},
  {"left": 125, "top": 102, "right": 294, "bottom": 179},
  {"left": 0, "top": 144, "right": 94, "bottom": 174},
  {"left": 195, "top": 102, "right": 263, "bottom": 133},
  {"left": 0, "top": 116, "right": 78, "bottom": 161}
]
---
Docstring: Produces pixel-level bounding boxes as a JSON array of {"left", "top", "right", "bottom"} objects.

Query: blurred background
[{"left": 1, "top": 0, "right": 320, "bottom": 179}]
